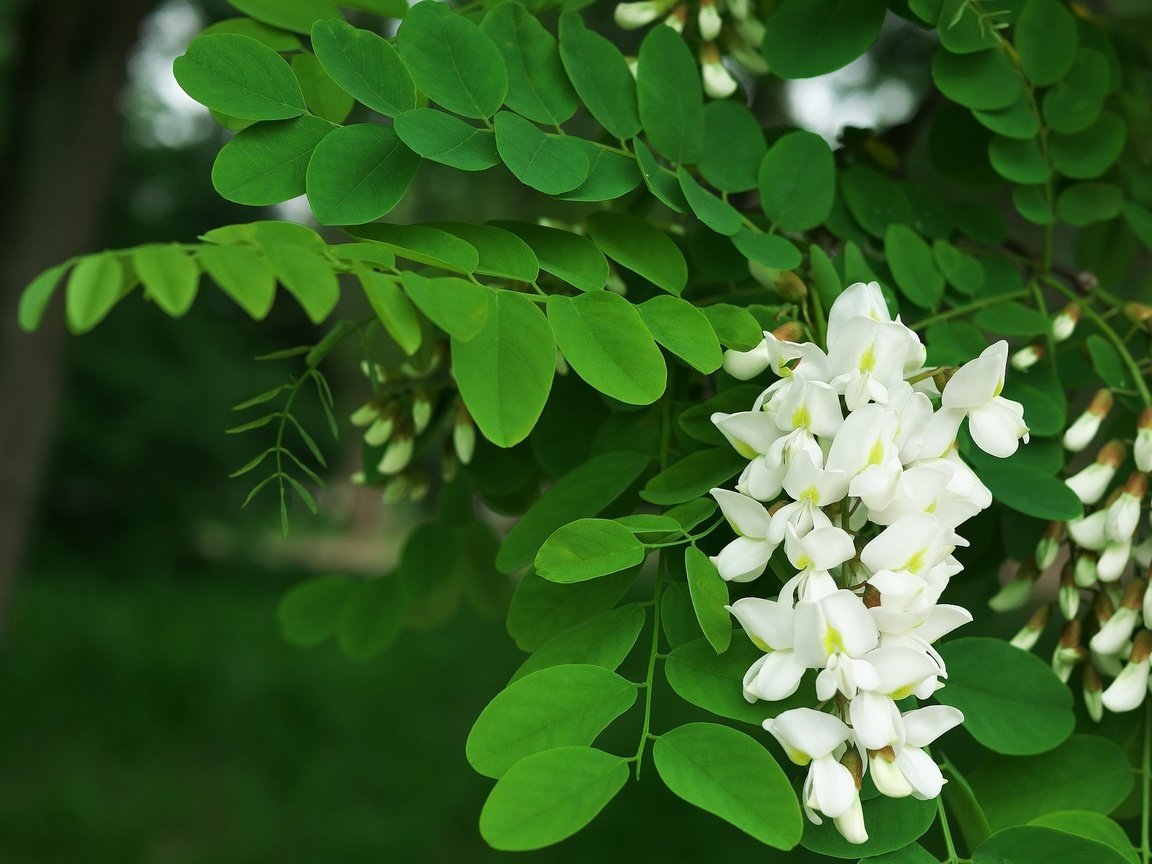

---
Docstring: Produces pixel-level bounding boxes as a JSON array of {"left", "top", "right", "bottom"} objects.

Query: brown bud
[
  {"left": 1044, "top": 521, "right": 1066, "bottom": 542},
  {"left": 1123, "top": 302, "right": 1152, "bottom": 329},
  {"left": 1098, "top": 439, "right": 1127, "bottom": 467},
  {"left": 840, "top": 749, "right": 864, "bottom": 788},
  {"left": 1140, "top": 407, "right": 1152, "bottom": 433},
  {"left": 1093, "top": 591, "right": 1115, "bottom": 623},
  {"left": 933, "top": 367, "right": 957, "bottom": 393},
  {"left": 1122, "top": 577, "right": 1147, "bottom": 611},
  {"left": 1082, "top": 661, "right": 1102, "bottom": 695},
  {"left": 862, "top": 584, "right": 881, "bottom": 609},
  {"left": 772, "top": 321, "right": 804, "bottom": 343},
  {"left": 776, "top": 271, "right": 808, "bottom": 302},
  {"left": 1025, "top": 604, "right": 1052, "bottom": 631},
  {"left": 1131, "top": 630, "right": 1152, "bottom": 663},
  {"left": 1124, "top": 471, "right": 1148, "bottom": 499},
  {"left": 767, "top": 500, "right": 789, "bottom": 516},
  {"left": 1087, "top": 388, "right": 1114, "bottom": 417}
]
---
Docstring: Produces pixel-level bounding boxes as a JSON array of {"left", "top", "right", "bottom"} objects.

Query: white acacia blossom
[{"left": 711, "top": 282, "right": 1025, "bottom": 844}]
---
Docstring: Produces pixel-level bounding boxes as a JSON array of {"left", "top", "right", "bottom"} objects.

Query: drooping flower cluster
[
  {"left": 1007, "top": 395, "right": 1152, "bottom": 719},
  {"left": 709, "top": 282, "right": 1029, "bottom": 844}
]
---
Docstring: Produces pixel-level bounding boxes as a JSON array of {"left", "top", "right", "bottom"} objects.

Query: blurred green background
[{"left": 0, "top": 1, "right": 940, "bottom": 860}]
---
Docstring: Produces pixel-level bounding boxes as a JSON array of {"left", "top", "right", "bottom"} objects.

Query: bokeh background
[{"left": 0, "top": 2, "right": 943, "bottom": 860}]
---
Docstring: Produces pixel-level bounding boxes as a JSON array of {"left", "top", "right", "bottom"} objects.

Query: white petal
[
  {"left": 849, "top": 690, "right": 903, "bottom": 750},
  {"left": 711, "top": 488, "right": 772, "bottom": 538},
  {"left": 722, "top": 339, "right": 771, "bottom": 379},
  {"left": 715, "top": 411, "right": 783, "bottom": 458},
  {"left": 865, "top": 646, "right": 942, "bottom": 698},
  {"left": 895, "top": 746, "right": 945, "bottom": 799},
  {"left": 728, "top": 597, "right": 794, "bottom": 650},
  {"left": 827, "top": 281, "right": 890, "bottom": 344},
  {"left": 832, "top": 794, "right": 869, "bottom": 845},
  {"left": 1090, "top": 608, "right": 1139, "bottom": 656},
  {"left": 902, "top": 705, "right": 964, "bottom": 748},
  {"left": 809, "top": 756, "right": 858, "bottom": 819},
  {"left": 968, "top": 398, "right": 1028, "bottom": 458},
  {"left": 870, "top": 752, "right": 913, "bottom": 798},
  {"left": 712, "top": 537, "right": 772, "bottom": 582},
  {"left": 1101, "top": 659, "right": 1151, "bottom": 713},
  {"left": 941, "top": 341, "right": 1007, "bottom": 409},
  {"left": 744, "top": 650, "right": 807, "bottom": 702},
  {"left": 763, "top": 708, "right": 851, "bottom": 761}
]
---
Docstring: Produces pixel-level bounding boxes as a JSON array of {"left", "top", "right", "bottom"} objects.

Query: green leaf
[
  {"left": 636, "top": 25, "right": 703, "bottom": 163},
  {"left": 972, "top": 301, "right": 1051, "bottom": 336},
  {"left": 479, "top": 747, "right": 628, "bottom": 851},
  {"left": 934, "top": 637, "right": 1074, "bottom": 756},
  {"left": 931, "top": 240, "right": 984, "bottom": 295},
  {"left": 935, "top": 0, "right": 998, "bottom": 54},
  {"left": 491, "top": 221, "right": 608, "bottom": 291},
  {"left": 339, "top": 576, "right": 406, "bottom": 659},
  {"left": 699, "top": 303, "right": 764, "bottom": 351},
  {"left": 341, "top": 0, "right": 408, "bottom": 16},
  {"left": 18, "top": 262, "right": 69, "bottom": 332},
  {"left": 334, "top": 240, "right": 400, "bottom": 269},
  {"left": 66, "top": 253, "right": 124, "bottom": 334},
  {"left": 654, "top": 723, "right": 801, "bottom": 849},
  {"left": 586, "top": 211, "right": 687, "bottom": 296},
  {"left": 536, "top": 518, "right": 647, "bottom": 583},
  {"left": 428, "top": 222, "right": 539, "bottom": 282},
  {"left": 641, "top": 448, "right": 745, "bottom": 506},
  {"left": 306, "top": 124, "right": 420, "bottom": 225},
  {"left": 173, "top": 34, "right": 305, "bottom": 120},
  {"left": 1015, "top": 0, "right": 1077, "bottom": 87},
  {"left": 633, "top": 138, "right": 689, "bottom": 213},
  {"left": 1012, "top": 184, "right": 1055, "bottom": 226},
  {"left": 1056, "top": 182, "right": 1122, "bottom": 226},
  {"left": 678, "top": 384, "right": 764, "bottom": 445},
  {"left": 973, "top": 90, "right": 1039, "bottom": 140},
  {"left": 988, "top": 135, "right": 1051, "bottom": 185},
  {"left": 665, "top": 497, "right": 718, "bottom": 532},
  {"left": 395, "top": 520, "right": 460, "bottom": 601},
  {"left": 400, "top": 272, "right": 489, "bottom": 341},
  {"left": 479, "top": 1, "right": 577, "bottom": 125},
  {"left": 309, "top": 19, "right": 415, "bottom": 116},
  {"left": 967, "top": 448, "right": 1081, "bottom": 521},
  {"left": 803, "top": 796, "right": 936, "bottom": 859},
  {"left": 1029, "top": 813, "right": 1139, "bottom": 864},
  {"left": 1050, "top": 110, "right": 1127, "bottom": 180},
  {"left": 261, "top": 244, "right": 339, "bottom": 324},
  {"left": 494, "top": 111, "right": 589, "bottom": 195},
  {"left": 558, "top": 141, "right": 642, "bottom": 202},
  {"left": 347, "top": 222, "right": 479, "bottom": 272},
  {"left": 227, "top": 0, "right": 340, "bottom": 33},
  {"left": 761, "top": 0, "right": 887, "bottom": 78},
  {"left": 684, "top": 547, "right": 730, "bottom": 653},
  {"left": 211, "top": 115, "right": 335, "bottom": 206},
  {"left": 393, "top": 108, "right": 500, "bottom": 171},
  {"left": 1086, "top": 333, "right": 1133, "bottom": 390},
  {"left": 637, "top": 295, "right": 723, "bottom": 374},
  {"left": 359, "top": 270, "right": 422, "bottom": 355},
  {"left": 885, "top": 224, "right": 945, "bottom": 309},
  {"left": 840, "top": 165, "right": 914, "bottom": 237},
  {"left": 133, "top": 244, "right": 199, "bottom": 317},
  {"left": 512, "top": 603, "right": 646, "bottom": 682},
  {"left": 970, "top": 735, "right": 1134, "bottom": 831},
  {"left": 201, "top": 17, "right": 302, "bottom": 51},
  {"left": 197, "top": 244, "right": 276, "bottom": 319},
  {"left": 453, "top": 291, "right": 555, "bottom": 447},
  {"left": 678, "top": 168, "right": 742, "bottom": 236},
  {"left": 757, "top": 130, "right": 835, "bottom": 232},
  {"left": 860, "top": 845, "right": 937, "bottom": 864},
  {"left": 1002, "top": 374, "right": 1065, "bottom": 437},
  {"left": 397, "top": 0, "right": 507, "bottom": 120},
  {"left": 557, "top": 12, "right": 639, "bottom": 140},
  {"left": 497, "top": 450, "right": 650, "bottom": 573},
  {"left": 931, "top": 47, "right": 1020, "bottom": 110},
  {"left": 731, "top": 229, "right": 802, "bottom": 270},
  {"left": 506, "top": 568, "right": 636, "bottom": 652},
  {"left": 548, "top": 292, "right": 668, "bottom": 405},
  {"left": 291, "top": 53, "right": 353, "bottom": 124},
  {"left": 1042, "top": 49, "right": 1109, "bottom": 135},
  {"left": 972, "top": 826, "right": 1131, "bottom": 864},
  {"left": 699, "top": 100, "right": 765, "bottom": 194},
  {"left": 467, "top": 665, "right": 637, "bottom": 779},
  {"left": 277, "top": 575, "right": 354, "bottom": 646},
  {"left": 1123, "top": 202, "right": 1152, "bottom": 252}
]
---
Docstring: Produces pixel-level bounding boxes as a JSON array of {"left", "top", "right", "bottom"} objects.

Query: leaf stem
[
  {"left": 906, "top": 289, "right": 1030, "bottom": 330},
  {"left": 1143, "top": 699, "right": 1151, "bottom": 864},
  {"left": 938, "top": 795, "right": 960, "bottom": 864},
  {"left": 632, "top": 557, "right": 665, "bottom": 780}
]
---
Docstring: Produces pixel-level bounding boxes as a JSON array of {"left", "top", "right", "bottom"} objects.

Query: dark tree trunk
[{"left": 0, "top": 0, "right": 149, "bottom": 627}]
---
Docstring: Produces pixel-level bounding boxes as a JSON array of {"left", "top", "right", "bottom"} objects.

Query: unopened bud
[
  {"left": 1124, "top": 302, "right": 1152, "bottom": 330},
  {"left": 776, "top": 271, "right": 809, "bottom": 302},
  {"left": 1105, "top": 473, "right": 1146, "bottom": 542},
  {"left": 700, "top": 44, "right": 737, "bottom": 99},
  {"left": 1097, "top": 539, "right": 1133, "bottom": 583},
  {"left": 1082, "top": 664, "right": 1103, "bottom": 722},
  {"left": 1010, "top": 603, "right": 1051, "bottom": 650},
  {"left": 990, "top": 561, "right": 1039, "bottom": 612},
  {"left": 350, "top": 402, "right": 379, "bottom": 427},
  {"left": 663, "top": 4, "right": 687, "bottom": 32},
  {"left": 840, "top": 749, "right": 864, "bottom": 788},
  {"left": 614, "top": 0, "right": 663, "bottom": 29},
  {"left": 1059, "top": 566, "right": 1080, "bottom": 620},
  {"left": 869, "top": 745, "right": 912, "bottom": 798},
  {"left": 697, "top": 0, "right": 722, "bottom": 40},
  {"left": 364, "top": 402, "right": 400, "bottom": 447},
  {"left": 933, "top": 367, "right": 957, "bottom": 393},
  {"left": 407, "top": 468, "right": 430, "bottom": 503},
  {"left": 377, "top": 422, "right": 413, "bottom": 475},
  {"left": 382, "top": 474, "right": 408, "bottom": 504},
  {"left": 862, "top": 583, "right": 881, "bottom": 609},
  {"left": 1064, "top": 389, "right": 1113, "bottom": 452},
  {"left": 1052, "top": 619, "right": 1084, "bottom": 682},
  {"left": 772, "top": 321, "right": 804, "bottom": 343},
  {"left": 411, "top": 387, "right": 433, "bottom": 435},
  {"left": 1035, "top": 522, "right": 1065, "bottom": 570},
  {"left": 1052, "top": 303, "right": 1080, "bottom": 342},
  {"left": 1094, "top": 590, "right": 1116, "bottom": 624},
  {"left": 1074, "top": 551, "right": 1099, "bottom": 588},
  {"left": 1010, "top": 342, "right": 1044, "bottom": 371},
  {"left": 453, "top": 403, "right": 476, "bottom": 466},
  {"left": 1137, "top": 408, "right": 1152, "bottom": 473}
]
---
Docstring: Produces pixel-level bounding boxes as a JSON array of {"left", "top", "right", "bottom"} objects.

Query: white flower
[
  {"left": 1097, "top": 540, "right": 1132, "bottom": 583},
  {"left": 697, "top": 0, "right": 722, "bottom": 40},
  {"left": 701, "top": 57, "right": 738, "bottom": 99},
  {"left": 709, "top": 489, "right": 780, "bottom": 582},
  {"left": 764, "top": 709, "right": 862, "bottom": 831},
  {"left": 827, "top": 319, "right": 915, "bottom": 410},
  {"left": 861, "top": 513, "right": 959, "bottom": 580},
  {"left": 614, "top": 0, "right": 663, "bottom": 28},
  {"left": 826, "top": 405, "right": 904, "bottom": 511},
  {"left": 869, "top": 464, "right": 982, "bottom": 530},
  {"left": 721, "top": 331, "right": 804, "bottom": 379},
  {"left": 1066, "top": 462, "right": 1119, "bottom": 506},
  {"left": 1063, "top": 389, "right": 1112, "bottom": 452},
  {"left": 728, "top": 597, "right": 808, "bottom": 702},
  {"left": 793, "top": 590, "right": 879, "bottom": 672},
  {"left": 940, "top": 341, "right": 1029, "bottom": 458},
  {"left": 1101, "top": 634, "right": 1152, "bottom": 713},
  {"left": 868, "top": 705, "right": 963, "bottom": 800},
  {"left": 1051, "top": 303, "right": 1079, "bottom": 342},
  {"left": 826, "top": 281, "right": 891, "bottom": 344}
]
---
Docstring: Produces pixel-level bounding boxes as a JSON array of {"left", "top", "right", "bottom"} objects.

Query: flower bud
[
  {"left": 833, "top": 795, "right": 868, "bottom": 845},
  {"left": 614, "top": 0, "right": 663, "bottom": 29},
  {"left": 932, "top": 367, "right": 957, "bottom": 393},
  {"left": 1101, "top": 631, "right": 1152, "bottom": 713},
  {"left": 700, "top": 44, "right": 737, "bottom": 99},
  {"left": 1063, "top": 389, "right": 1112, "bottom": 452},
  {"left": 1137, "top": 538, "right": 1152, "bottom": 570},
  {"left": 663, "top": 4, "right": 687, "bottom": 32},
  {"left": 1082, "top": 663, "right": 1104, "bottom": 722},
  {"left": 1124, "top": 302, "right": 1152, "bottom": 331},
  {"left": 1089, "top": 578, "right": 1144, "bottom": 656},
  {"left": 350, "top": 402, "right": 379, "bottom": 427},
  {"left": 453, "top": 403, "right": 476, "bottom": 466},
  {"left": 408, "top": 468, "right": 430, "bottom": 503},
  {"left": 1010, "top": 342, "right": 1044, "bottom": 371},
  {"left": 990, "top": 560, "right": 1039, "bottom": 612},
  {"left": 364, "top": 402, "right": 400, "bottom": 447},
  {"left": 1059, "top": 565, "right": 1080, "bottom": 620},
  {"left": 1051, "top": 303, "right": 1080, "bottom": 342},
  {"left": 1010, "top": 603, "right": 1050, "bottom": 650},
  {"left": 727, "top": 0, "right": 751, "bottom": 19},
  {"left": 1035, "top": 521, "right": 1065, "bottom": 571},
  {"left": 1137, "top": 408, "right": 1152, "bottom": 473},
  {"left": 1065, "top": 439, "right": 1126, "bottom": 505},
  {"left": 440, "top": 445, "right": 458, "bottom": 483},
  {"left": 1097, "top": 539, "right": 1132, "bottom": 583},
  {"left": 773, "top": 321, "right": 804, "bottom": 343},
  {"left": 869, "top": 746, "right": 912, "bottom": 798},
  {"left": 1052, "top": 619, "right": 1084, "bottom": 682},
  {"left": 697, "top": 0, "right": 722, "bottom": 40},
  {"left": 382, "top": 474, "right": 408, "bottom": 504},
  {"left": 1074, "top": 551, "right": 1099, "bottom": 588},
  {"left": 377, "top": 421, "right": 413, "bottom": 475},
  {"left": 1105, "top": 473, "right": 1146, "bottom": 542}
]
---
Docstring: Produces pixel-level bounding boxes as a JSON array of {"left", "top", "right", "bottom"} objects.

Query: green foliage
[
  {"left": 535, "top": 518, "right": 647, "bottom": 583},
  {"left": 972, "top": 826, "right": 1131, "bottom": 864},
  {"left": 310, "top": 19, "right": 415, "bottom": 116},
  {"left": 173, "top": 34, "right": 306, "bottom": 120}
]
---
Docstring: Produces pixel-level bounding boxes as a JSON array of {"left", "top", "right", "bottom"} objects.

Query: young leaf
[
  {"left": 452, "top": 291, "right": 555, "bottom": 447},
  {"left": 654, "top": 723, "right": 802, "bottom": 849},
  {"left": 586, "top": 211, "right": 687, "bottom": 295},
  {"left": 548, "top": 292, "right": 668, "bottom": 405},
  {"left": 757, "top": 130, "right": 835, "bottom": 231},
  {"left": 637, "top": 295, "right": 723, "bottom": 374},
  {"left": 762, "top": 0, "right": 887, "bottom": 78},
  {"left": 885, "top": 224, "right": 945, "bottom": 309},
  {"left": 173, "top": 34, "right": 306, "bottom": 120},
  {"left": 400, "top": 271, "right": 489, "bottom": 341},
  {"left": 493, "top": 111, "right": 589, "bottom": 195},
  {"left": 211, "top": 115, "right": 335, "bottom": 206},
  {"left": 506, "top": 568, "right": 636, "bottom": 652},
  {"left": 227, "top": 0, "right": 340, "bottom": 34},
  {"left": 393, "top": 108, "right": 500, "bottom": 171},
  {"left": 261, "top": 244, "right": 339, "bottom": 324},
  {"left": 18, "top": 262, "right": 69, "bottom": 332},
  {"left": 535, "top": 518, "right": 647, "bottom": 584},
  {"left": 636, "top": 26, "right": 703, "bottom": 164},
  {"left": 133, "top": 243, "right": 200, "bottom": 317},
  {"left": 512, "top": 604, "right": 646, "bottom": 682},
  {"left": 641, "top": 448, "right": 746, "bottom": 506},
  {"left": 197, "top": 244, "right": 277, "bottom": 319},
  {"left": 66, "top": 253, "right": 124, "bottom": 334},
  {"left": 497, "top": 450, "right": 650, "bottom": 573},
  {"left": 479, "top": 1, "right": 577, "bottom": 125},
  {"left": 557, "top": 12, "right": 640, "bottom": 140},
  {"left": 397, "top": 0, "right": 508, "bottom": 120},
  {"left": 277, "top": 575, "right": 354, "bottom": 646},
  {"left": 306, "top": 124, "right": 420, "bottom": 225},
  {"left": 684, "top": 547, "right": 731, "bottom": 653},
  {"left": 479, "top": 747, "right": 629, "bottom": 851},
  {"left": 339, "top": 576, "right": 407, "bottom": 659},
  {"left": 467, "top": 665, "right": 637, "bottom": 779},
  {"left": 972, "top": 826, "right": 1130, "bottom": 864},
  {"left": 490, "top": 221, "right": 608, "bottom": 291},
  {"left": 310, "top": 19, "right": 416, "bottom": 116}
]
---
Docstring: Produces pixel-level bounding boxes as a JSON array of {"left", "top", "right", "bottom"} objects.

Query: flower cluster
[
  {"left": 709, "top": 283, "right": 1029, "bottom": 844},
  {"left": 1008, "top": 395, "right": 1152, "bottom": 718},
  {"left": 613, "top": 0, "right": 767, "bottom": 98}
]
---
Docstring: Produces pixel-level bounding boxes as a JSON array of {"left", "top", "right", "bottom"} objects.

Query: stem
[
  {"left": 907, "top": 289, "right": 1030, "bottom": 330},
  {"left": 938, "top": 796, "right": 960, "bottom": 864},
  {"left": 632, "top": 557, "right": 665, "bottom": 780},
  {"left": 1143, "top": 699, "right": 1150, "bottom": 864}
]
